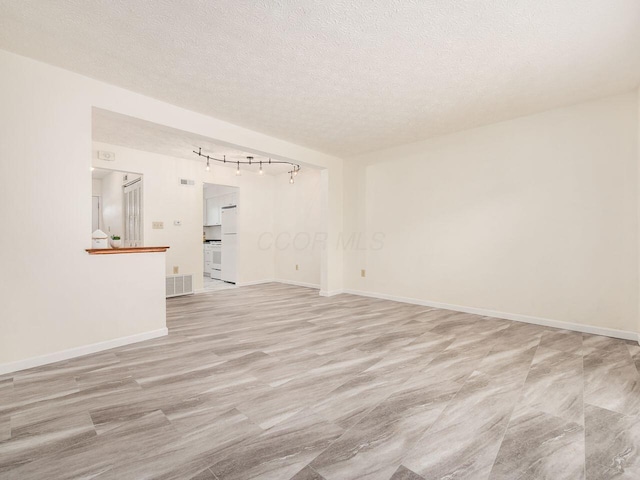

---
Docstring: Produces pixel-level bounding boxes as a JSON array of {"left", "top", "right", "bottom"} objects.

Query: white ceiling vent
[
  {"left": 179, "top": 178, "right": 195, "bottom": 186},
  {"left": 97, "top": 150, "right": 115, "bottom": 161}
]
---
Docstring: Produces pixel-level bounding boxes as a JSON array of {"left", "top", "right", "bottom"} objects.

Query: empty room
[{"left": 1, "top": 1, "right": 640, "bottom": 479}]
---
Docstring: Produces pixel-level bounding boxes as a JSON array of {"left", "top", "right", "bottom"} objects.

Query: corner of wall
[{"left": 637, "top": 85, "right": 640, "bottom": 344}]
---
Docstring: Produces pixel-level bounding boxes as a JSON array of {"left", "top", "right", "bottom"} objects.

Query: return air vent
[
  {"left": 166, "top": 274, "right": 194, "bottom": 298},
  {"left": 179, "top": 178, "right": 195, "bottom": 186}
]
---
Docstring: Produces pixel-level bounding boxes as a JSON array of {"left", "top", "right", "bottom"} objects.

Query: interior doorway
[{"left": 203, "top": 183, "right": 239, "bottom": 291}]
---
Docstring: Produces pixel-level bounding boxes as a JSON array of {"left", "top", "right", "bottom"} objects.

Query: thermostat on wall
[{"left": 98, "top": 151, "right": 115, "bottom": 161}]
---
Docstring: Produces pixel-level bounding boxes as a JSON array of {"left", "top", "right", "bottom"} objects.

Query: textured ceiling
[
  {"left": 2, "top": 1, "right": 640, "bottom": 156},
  {"left": 92, "top": 108, "right": 299, "bottom": 176}
]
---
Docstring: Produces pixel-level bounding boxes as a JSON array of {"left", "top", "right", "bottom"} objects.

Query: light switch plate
[{"left": 152, "top": 221, "right": 164, "bottom": 229}]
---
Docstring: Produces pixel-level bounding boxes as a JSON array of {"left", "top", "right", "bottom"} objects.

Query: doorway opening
[
  {"left": 92, "top": 167, "right": 144, "bottom": 247},
  {"left": 203, "top": 183, "right": 239, "bottom": 291}
]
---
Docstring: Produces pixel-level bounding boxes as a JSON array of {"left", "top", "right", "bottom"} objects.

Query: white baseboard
[
  {"left": 319, "top": 289, "right": 345, "bottom": 297},
  {"left": 276, "top": 279, "right": 321, "bottom": 290},
  {"left": 343, "top": 289, "right": 639, "bottom": 342},
  {"left": 235, "top": 279, "right": 321, "bottom": 290},
  {"left": 236, "top": 278, "right": 275, "bottom": 287},
  {"left": 0, "top": 328, "right": 168, "bottom": 376}
]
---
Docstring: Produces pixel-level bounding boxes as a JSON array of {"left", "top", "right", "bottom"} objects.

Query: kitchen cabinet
[
  {"left": 205, "top": 197, "right": 221, "bottom": 226},
  {"left": 220, "top": 192, "right": 237, "bottom": 207},
  {"left": 204, "top": 193, "right": 236, "bottom": 226}
]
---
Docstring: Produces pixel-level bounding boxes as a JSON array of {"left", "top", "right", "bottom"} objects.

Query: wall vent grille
[{"left": 166, "top": 274, "right": 194, "bottom": 298}]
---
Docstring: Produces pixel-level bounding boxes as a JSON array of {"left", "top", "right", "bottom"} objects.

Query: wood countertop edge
[{"left": 86, "top": 246, "right": 170, "bottom": 255}]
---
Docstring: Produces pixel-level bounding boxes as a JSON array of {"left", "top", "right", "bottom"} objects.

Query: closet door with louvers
[{"left": 123, "top": 179, "right": 143, "bottom": 247}]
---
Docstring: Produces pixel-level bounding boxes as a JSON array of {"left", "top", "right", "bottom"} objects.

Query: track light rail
[{"left": 193, "top": 147, "right": 300, "bottom": 175}]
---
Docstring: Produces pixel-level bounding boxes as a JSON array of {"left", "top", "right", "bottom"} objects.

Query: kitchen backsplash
[{"left": 204, "top": 225, "right": 221, "bottom": 240}]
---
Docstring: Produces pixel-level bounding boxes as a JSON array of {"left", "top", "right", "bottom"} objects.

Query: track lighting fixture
[{"left": 193, "top": 147, "right": 300, "bottom": 183}]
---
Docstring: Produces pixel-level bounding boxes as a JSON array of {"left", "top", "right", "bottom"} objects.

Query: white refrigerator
[{"left": 221, "top": 205, "right": 237, "bottom": 283}]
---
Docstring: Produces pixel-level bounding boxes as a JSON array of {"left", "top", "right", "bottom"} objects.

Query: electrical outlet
[
  {"left": 361, "top": 269, "right": 366, "bottom": 277},
  {"left": 152, "top": 221, "right": 164, "bottom": 229},
  {"left": 173, "top": 266, "right": 179, "bottom": 274},
  {"left": 295, "top": 264, "right": 299, "bottom": 271}
]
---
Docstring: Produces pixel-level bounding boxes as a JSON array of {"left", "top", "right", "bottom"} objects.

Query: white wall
[
  {"left": 0, "top": 58, "right": 169, "bottom": 370},
  {"left": 93, "top": 142, "right": 277, "bottom": 290},
  {"left": 204, "top": 184, "right": 238, "bottom": 197},
  {"left": 91, "top": 178, "right": 102, "bottom": 196},
  {"left": 0, "top": 49, "right": 342, "bottom": 370},
  {"left": 273, "top": 169, "right": 323, "bottom": 287},
  {"left": 344, "top": 92, "right": 639, "bottom": 335}
]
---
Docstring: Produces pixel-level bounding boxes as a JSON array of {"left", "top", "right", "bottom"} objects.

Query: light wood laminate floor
[{"left": 1, "top": 283, "right": 640, "bottom": 479}]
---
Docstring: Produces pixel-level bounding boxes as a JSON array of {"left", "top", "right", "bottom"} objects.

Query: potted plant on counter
[{"left": 110, "top": 235, "right": 122, "bottom": 249}]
